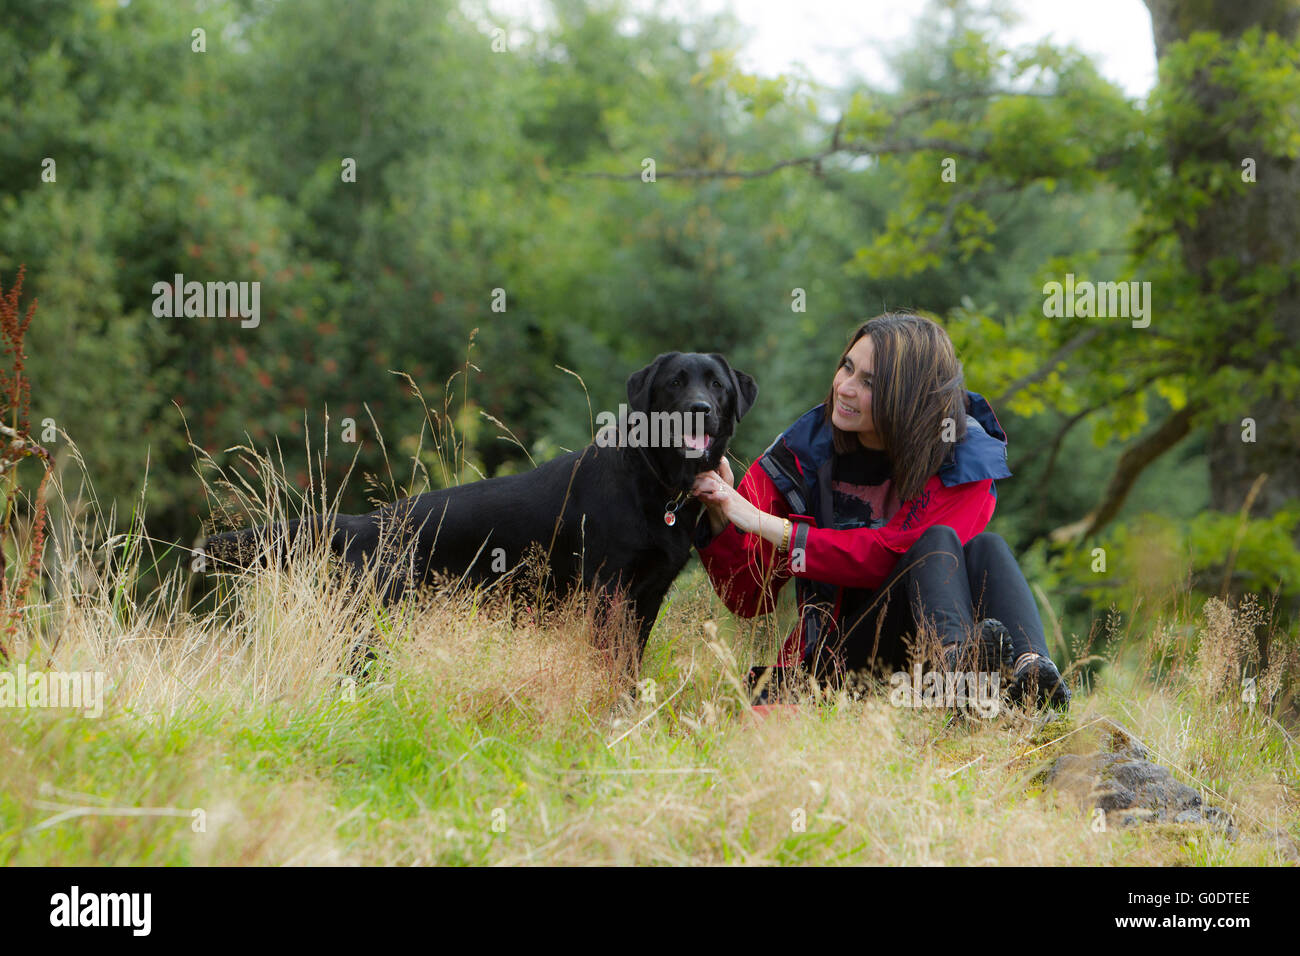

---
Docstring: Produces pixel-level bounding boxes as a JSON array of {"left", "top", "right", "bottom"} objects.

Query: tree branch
[
  {"left": 992, "top": 326, "right": 1106, "bottom": 408},
  {"left": 1048, "top": 400, "right": 1202, "bottom": 544},
  {"left": 574, "top": 88, "right": 1082, "bottom": 183},
  {"left": 1011, "top": 366, "right": 1176, "bottom": 479},
  {"left": 573, "top": 139, "right": 987, "bottom": 182}
]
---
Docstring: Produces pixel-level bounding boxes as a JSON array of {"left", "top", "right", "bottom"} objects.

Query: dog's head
[{"left": 623, "top": 351, "right": 758, "bottom": 489}]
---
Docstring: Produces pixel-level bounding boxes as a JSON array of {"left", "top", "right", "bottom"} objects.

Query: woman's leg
[
  {"left": 831, "top": 524, "right": 974, "bottom": 677},
  {"left": 964, "top": 531, "right": 1070, "bottom": 706},
  {"left": 962, "top": 532, "right": 1051, "bottom": 660},
  {"left": 821, "top": 526, "right": 1068, "bottom": 705}
]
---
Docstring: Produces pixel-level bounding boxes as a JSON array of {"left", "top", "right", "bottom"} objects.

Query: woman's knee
[
  {"left": 965, "top": 530, "right": 1013, "bottom": 565},
  {"left": 913, "top": 524, "right": 962, "bottom": 552},
  {"left": 900, "top": 525, "right": 964, "bottom": 578}
]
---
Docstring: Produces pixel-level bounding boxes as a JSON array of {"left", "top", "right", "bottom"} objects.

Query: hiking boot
[
  {"left": 1007, "top": 652, "right": 1071, "bottom": 709},
  {"left": 941, "top": 618, "right": 1017, "bottom": 676}
]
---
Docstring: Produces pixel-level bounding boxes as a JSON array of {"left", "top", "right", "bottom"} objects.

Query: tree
[
  {"left": 1142, "top": 0, "right": 1300, "bottom": 522},
  {"left": 635, "top": 0, "right": 1300, "bottom": 619}
]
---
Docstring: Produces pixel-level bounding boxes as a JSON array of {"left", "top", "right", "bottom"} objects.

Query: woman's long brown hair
[{"left": 824, "top": 312, "right": 968, "bottom": 503}]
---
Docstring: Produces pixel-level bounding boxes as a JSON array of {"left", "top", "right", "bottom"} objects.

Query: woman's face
[{"left": 830, "top": 335, "right": 884, "bottom": 450}]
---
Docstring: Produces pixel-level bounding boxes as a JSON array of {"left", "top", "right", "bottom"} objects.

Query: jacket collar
[
  {"left": 759, "top": 391, "right": 1012, "bottom": 517},
  {"left": 940, "top": 391, "right": 1012, "bottom": 487}
]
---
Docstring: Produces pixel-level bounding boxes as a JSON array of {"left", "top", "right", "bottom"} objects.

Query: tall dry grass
[{"left": 0, "top": 411, "right": 1296, "bottom": 865}]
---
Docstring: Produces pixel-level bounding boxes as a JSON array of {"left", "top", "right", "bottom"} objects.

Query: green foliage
[
  {"left": 2, "top": 0, "right": 1297, "bottom": 634},
  {"left": 1051, "top": 508, "right": 1300, "bottom": 635}
]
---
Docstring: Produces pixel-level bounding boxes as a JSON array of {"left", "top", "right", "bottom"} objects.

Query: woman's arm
[
  {"left": 694, "top": 463, "right": 792, "bottom": 547},
  {"left": 792, "top": 476, "right": 998, "bottom": 591},
  {"left": 691, "top": 459, "right": 795, "bottom": 618}
]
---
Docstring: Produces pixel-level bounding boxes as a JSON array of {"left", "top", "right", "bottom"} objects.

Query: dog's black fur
[{"left": 204, "top": 352, "right": 757, "bottom": 661}]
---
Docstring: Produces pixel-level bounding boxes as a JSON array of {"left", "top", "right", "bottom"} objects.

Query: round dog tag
[{"left": 664, "top": 511, "right": 676, "bottom": 526}]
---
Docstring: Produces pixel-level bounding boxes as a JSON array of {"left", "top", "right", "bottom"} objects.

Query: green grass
[
  {"left": 2, "top": 430, "right": 1296, "bottom": 866},
  {"left": 2, "top": 561, "right": 1297, "bottom": 866}
]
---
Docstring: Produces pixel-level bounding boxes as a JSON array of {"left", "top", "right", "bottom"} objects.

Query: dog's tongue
[{"left": 683, "top": 433, "right": 712, "bottom": 451}]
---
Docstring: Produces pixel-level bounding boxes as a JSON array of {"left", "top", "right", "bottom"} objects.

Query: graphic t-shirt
[{"left": 830, "top": 446, "right": 899, "bottom": 531}]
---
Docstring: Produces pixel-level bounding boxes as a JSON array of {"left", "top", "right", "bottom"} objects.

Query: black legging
[{"left": 815, "top": 525, "right": 1050, "bottom": 678}]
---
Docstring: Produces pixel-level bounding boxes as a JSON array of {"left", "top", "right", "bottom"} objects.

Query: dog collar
[{"left": 663, "top": 491, "right": 691, "bottom": 526}]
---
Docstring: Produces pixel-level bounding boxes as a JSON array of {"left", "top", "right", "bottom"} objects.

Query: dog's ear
[
  {"left": 627, "top": 352, "right": 678, "bottom": 414},
  {"left": 708, "top": 353, "right": 759, "bottom": 421}
]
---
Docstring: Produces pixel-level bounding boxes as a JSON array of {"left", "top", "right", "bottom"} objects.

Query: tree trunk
[{"left": 1145, "top": 0, "right": 1300, "bottom": 523}]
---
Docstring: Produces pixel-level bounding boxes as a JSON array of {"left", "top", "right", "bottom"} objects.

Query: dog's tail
[
  {"left": 202, "top": 512, "right": 418, "bottom": 604},
  {"left": 201, "top": 514, "right": 334, "bottom": 573}
]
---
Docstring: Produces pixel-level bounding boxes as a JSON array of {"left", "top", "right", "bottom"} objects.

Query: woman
[{"left": 691, "top": 312, "right": 1070, "bottom": 708}]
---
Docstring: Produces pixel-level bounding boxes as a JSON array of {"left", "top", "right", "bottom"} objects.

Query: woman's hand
[
  {"left": 692, "top": 458, "right": 766, "bottom": 535},
  {"left": 713, "top": 455, "right": 734, "bottom": 489},
  {"left": 690, "top": 461, "right": 731, "bottom": 536}
]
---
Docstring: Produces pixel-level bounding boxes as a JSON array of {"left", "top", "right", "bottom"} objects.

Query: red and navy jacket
[{"left": 695, "top": 391, "right": 1013, "bottom": 666}]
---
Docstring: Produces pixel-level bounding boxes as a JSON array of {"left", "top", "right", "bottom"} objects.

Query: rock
[
  {"left": 1202, "top": 806, "right": 1239, "bottom": 840},
  {"left": 1043, "top": 738, "right": 1235, "bottom": 838},
  {"left": 1119, "top": 809, "right": 1158, "bottom": 826},
  {"left": 1100, "top": 717, "right": 1151, "bottom": 761},
  {"left": 1110, "top": 759, "right": 1202, "bottom": 814},
  {"left": 1043, "top": 752, "right": 1119, "bottom": 807},
  {"left": 1092, "top": 780, "right": 1137, "bottom": 812},
  {"left": 1268, "top": 829, "right": 1300, "bottom": 862}
]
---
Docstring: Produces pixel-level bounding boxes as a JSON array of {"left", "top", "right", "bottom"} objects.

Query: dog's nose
[{"left": 689, "top": 400, "right": 712, "bottom": 416}]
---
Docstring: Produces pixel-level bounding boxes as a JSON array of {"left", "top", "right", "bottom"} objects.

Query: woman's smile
[{"left": 829, "top": 334, "right": 881, "bottom": 447}]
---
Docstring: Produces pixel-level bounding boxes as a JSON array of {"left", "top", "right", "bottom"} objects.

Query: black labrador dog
[{"left": 204, "top": 352, "right": 757, "bottom": 663}]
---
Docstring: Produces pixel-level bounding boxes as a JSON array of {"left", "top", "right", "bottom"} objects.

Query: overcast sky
[{"left": 478, "top": 0, "right": 1157, "bottom": 100}]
